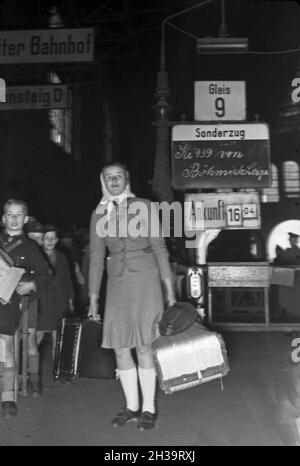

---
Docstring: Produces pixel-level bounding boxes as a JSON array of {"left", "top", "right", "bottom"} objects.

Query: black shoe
[
  {"left": 111, "top": 408, "right": 140, "bottom": 427},
  {"left": 137, "top": 411, "right": 157, "bottom": 431},
  {"left": 2, "top": 402, "right": 17, "bottom": 418}
]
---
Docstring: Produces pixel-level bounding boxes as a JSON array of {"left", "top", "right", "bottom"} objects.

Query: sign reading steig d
[
  {"left": 0, "top": 28, "right": 94, "bottom": 63},
  {"left": 0, "top": 85, "right": 70, "bottom": 110}
]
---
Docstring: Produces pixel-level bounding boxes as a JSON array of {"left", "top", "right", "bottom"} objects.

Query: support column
[{"left": 152, "top": 71, "right": 173, "bottom": 203}]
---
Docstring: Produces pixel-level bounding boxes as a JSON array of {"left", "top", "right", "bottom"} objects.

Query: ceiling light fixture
[{"left": 197, "top": 0, "right": 248, "bottom": 54}]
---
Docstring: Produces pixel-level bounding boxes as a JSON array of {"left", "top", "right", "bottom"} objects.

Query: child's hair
[
  {"left": 3, "top": 199, "right": 28, "bottom": 215},
  {"left": 44, "top": 224, "right": 58, "bottom": 235},
  {"left": 101, "top": 161, "right": 128, "bottom": 174}
]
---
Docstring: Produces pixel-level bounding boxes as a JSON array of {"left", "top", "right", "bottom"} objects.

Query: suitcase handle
[{"left": 88, "top": 315, "right": 102, "bottom": 324}]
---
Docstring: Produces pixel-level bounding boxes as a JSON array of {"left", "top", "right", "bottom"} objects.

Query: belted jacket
[{"left": 89, "top": 197, "right": 172, "bottom": 297}]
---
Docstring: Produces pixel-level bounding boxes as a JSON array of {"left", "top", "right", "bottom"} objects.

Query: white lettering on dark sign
[{"left": 172, "top": 124, "right": 270, "bottom": 189}]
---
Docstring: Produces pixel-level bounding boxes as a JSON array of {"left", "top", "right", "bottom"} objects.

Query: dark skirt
[{"left": 102, "top": 268, "right": 164, "bottom": 349}]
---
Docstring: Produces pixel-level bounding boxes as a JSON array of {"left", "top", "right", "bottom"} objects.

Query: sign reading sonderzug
[
  {"left": 172, "top": 123, "right": 270, "bottom": 189},
  {"left": 0, "top": 28, "right": 94, "bottom": 63}
]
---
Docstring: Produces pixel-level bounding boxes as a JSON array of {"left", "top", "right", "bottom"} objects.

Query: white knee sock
[
  {"left": 138, "top": 367, "right": 157, "bottom": 414},
  {"left": 1, "top": 367, "right": 15, "bottom": 402},
  {"left": 118, "top": 367, "right": 139, "bottom": 412}
]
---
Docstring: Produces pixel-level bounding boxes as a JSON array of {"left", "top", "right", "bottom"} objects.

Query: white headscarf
[{"left": 96, "top": 168, "right": 135, "bottom": 216}]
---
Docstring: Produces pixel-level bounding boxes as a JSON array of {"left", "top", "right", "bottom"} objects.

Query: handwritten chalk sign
[{"left": 172, "top": 123, "right": 270, "bottom": 189}]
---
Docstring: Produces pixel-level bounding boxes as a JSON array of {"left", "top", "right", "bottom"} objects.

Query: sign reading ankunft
[
  {"left": 172, "top": 123, "right": 270, "bottom": 189},
  {"left": 184, "top": 192, "right": 261, "bottom": 230}
]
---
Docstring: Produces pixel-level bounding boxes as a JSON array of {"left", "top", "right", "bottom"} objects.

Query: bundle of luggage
[
  {"left": 53, "top": 302, "right": 230, "bottom": 395},
  {"left": 152, "top": 302, "right": 230, "bottom": 394}
]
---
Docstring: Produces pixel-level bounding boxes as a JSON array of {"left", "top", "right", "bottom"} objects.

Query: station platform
[{"left": 0, "top": 331, "right": 299, "bottom": 446}]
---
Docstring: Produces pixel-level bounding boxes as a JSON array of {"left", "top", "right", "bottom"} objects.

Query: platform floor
[{"left": 0, "top": 331, "right": 299, "bottom": 446}]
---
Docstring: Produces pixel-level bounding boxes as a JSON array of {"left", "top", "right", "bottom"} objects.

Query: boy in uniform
[{"left": 0, "top": 200, "right": 50, "bottom": 418}]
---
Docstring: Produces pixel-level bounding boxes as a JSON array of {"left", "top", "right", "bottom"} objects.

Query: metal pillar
[{"left": 152, "top": 70, "right": 173, "bottom": 203}]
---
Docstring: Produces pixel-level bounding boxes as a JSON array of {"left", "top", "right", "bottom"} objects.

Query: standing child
[
  {"left": 37, "top": 225, "right": 74, "bottom": 360},
  {"left": 0, "top": 199, "right": 50, "bottom": 418},
  {"left": 25, "top": 220, "right": 46, "bottom": 397},
  {"left": 88, "top": 162, "right": 175, "bottom": 430}
]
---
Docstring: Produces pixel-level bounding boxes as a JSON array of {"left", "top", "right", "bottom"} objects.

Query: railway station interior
[{"left": 0, "top": 0, "right": 300, "bottom": 447}]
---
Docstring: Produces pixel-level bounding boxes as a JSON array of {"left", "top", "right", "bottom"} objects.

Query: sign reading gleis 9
[
  {"left": 0, "top": 28, "right": 94, "bottom": 63},
  {"left": 172, "top": 123, "right": 270, "bottom": 189},
  {"left": 194, "top": 81, "right": 246, "bottom": 121}
]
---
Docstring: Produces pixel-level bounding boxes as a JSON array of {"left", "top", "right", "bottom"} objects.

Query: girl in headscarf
[{"left": 88, "top": 162, "right": 175, "bottom": 431}]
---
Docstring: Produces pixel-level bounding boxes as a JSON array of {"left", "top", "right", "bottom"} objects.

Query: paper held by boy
[{"left": 0, "top": 254, "right": 24, "bottom": 305}]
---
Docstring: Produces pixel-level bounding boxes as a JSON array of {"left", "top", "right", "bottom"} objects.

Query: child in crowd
[
  {"left": 37, "top": 225, "right": 74, "bottom": 360},
  {"left": 0, "top": 200, "right": 50, "bottom": 418},
  {"left": 27, "top": 221, "right": 45, "bottom": 247},
  {"left": 25, "top": 220, "right": 47, "bottom": 396}
]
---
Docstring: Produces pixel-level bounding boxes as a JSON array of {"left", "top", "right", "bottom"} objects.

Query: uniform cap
[{"left": 26, "top": 221, "right": 45, "bottom": 233}]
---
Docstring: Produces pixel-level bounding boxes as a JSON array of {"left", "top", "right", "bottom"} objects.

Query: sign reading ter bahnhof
[
  {"left": 172, "top": 123, "right": 270, "bottom": 190},
  {"left": 0, "top": 28, "right": 94, "bottom": 63}
]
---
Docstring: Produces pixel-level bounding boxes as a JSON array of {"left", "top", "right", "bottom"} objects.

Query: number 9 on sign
[
  {"left": 226, "top": 205, "right": 242, "bottom": 226},
  {"left": 215, "top": 97, "right": 225, "bottom": 117}
]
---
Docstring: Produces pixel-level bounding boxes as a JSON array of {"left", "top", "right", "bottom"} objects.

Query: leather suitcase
[
  {"left": 79, "top": 319, "right": 116, "bottom": 379},
  {"left": 152, "top": 321, "right": 229, "bottom": 394},
  {"left": 53, "top": 318, "right": 116, "bottom": 381}
]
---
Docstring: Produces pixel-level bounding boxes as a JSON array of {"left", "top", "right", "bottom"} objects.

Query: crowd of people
[{"left": 0, "top": 200, "right": 91, "bottom": 418}]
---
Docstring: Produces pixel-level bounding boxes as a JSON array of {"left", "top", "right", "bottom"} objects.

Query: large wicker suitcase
[
  {"left": 53, "top": 318, "right": 116, "bottom": 381},
  {"left": 152, "top": 321, "right": 229, "bottom": 394}
]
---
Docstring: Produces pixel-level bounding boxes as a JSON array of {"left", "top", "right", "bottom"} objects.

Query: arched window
[
  {"left": 261, "top": 164, "right": 279, "bottom": 203},
  {"left": 283, "top": 161, "right": 300, "bottom": 198}
]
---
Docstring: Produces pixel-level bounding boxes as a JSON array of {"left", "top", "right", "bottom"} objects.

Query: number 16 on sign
[
  {"left": 226, "top": 205, "right": 242, "bottom": 227},
  {"left": 226, "top": 203, "right": 258, "bottom": 227}
]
